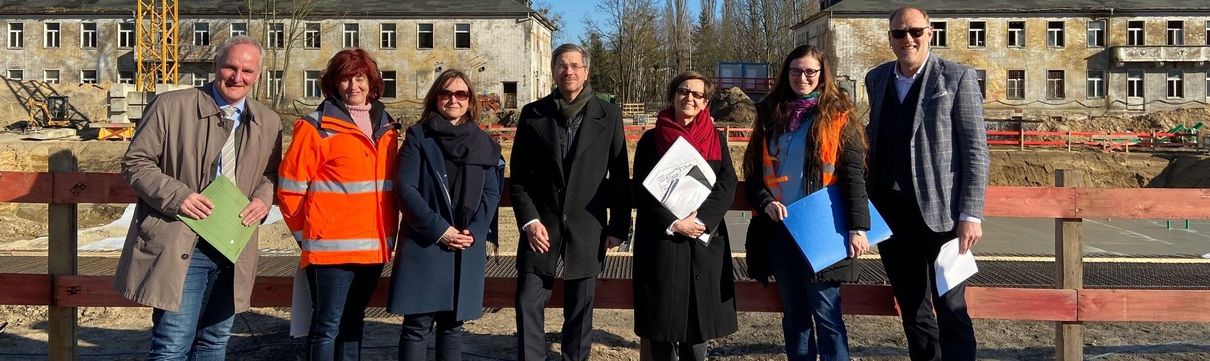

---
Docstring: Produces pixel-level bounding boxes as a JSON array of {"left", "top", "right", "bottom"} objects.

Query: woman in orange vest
[
  {"left": 388, "top": 69, "right": 503, "bottom": 361},
  {"left": 741, "top": 45, "right": 870, "bottom": 361},
  {"left": 277, "top": 48, "right": 399, "bottom": 361}
]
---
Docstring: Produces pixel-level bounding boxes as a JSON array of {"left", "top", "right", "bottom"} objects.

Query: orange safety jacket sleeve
[{"left": 277, "top": 118, "right": 323, "bottom": 238}]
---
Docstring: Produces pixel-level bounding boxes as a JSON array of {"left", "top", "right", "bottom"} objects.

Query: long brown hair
[
  {"left": 421, "top": 69, "right": 481, "bottom": 124},
  {"left": 743, "top": 45, "right": 866, "bottom": 180}
]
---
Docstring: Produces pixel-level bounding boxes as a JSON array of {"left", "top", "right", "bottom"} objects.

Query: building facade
[
  {"left": 793, "top": 1, "right": 1210, "bottom": 121},
  {"left": 0, "top": 0, "right": 555, "bottom": 114}
]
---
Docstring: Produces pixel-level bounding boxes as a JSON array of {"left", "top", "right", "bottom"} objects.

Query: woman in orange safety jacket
[{"left": 277, "top": 48, "right": 399, "bottom": 361}]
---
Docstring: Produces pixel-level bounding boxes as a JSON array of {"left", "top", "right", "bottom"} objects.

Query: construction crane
[{"left": 136, "top": 0, "right": 180, "bottom": 92}]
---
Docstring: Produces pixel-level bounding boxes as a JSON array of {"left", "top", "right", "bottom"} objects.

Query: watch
[{"left": 850, "top": 230, "right": 867, "bottom": 237}]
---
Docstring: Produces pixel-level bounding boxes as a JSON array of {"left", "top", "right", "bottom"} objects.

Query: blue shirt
[
  {"left": 210, "top": 85, "right": 246, "bottom": 175},
  {"left": 770, "top": 113, "right": 813, "bottom": 204}
]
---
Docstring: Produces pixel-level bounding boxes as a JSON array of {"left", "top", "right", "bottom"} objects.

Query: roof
[
  {"left": 792, "top": 0, "right": 1210, "bottom": 29},
  {"left": 820, "top": 0, "right": 1210, "bottom": 14},
  {"left": 0, "top": 0, "right": 541, "bottom": 18}
]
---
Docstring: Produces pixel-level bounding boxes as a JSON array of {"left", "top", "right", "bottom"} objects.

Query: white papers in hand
[
  {"left": 934, "top": 238, "right": 978, "bottom": 296},
  {"left": 642, "top": 137, "right": 716, "bottom": 220}
]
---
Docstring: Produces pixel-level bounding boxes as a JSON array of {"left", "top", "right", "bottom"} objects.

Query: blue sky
[{"left": 547, "top": 1, "right": 704, "bottom": 44}]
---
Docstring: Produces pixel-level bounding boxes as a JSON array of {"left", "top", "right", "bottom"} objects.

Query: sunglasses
[
  {"left": 789, "top": 67, "right": 821, "bottom": 78},
  {"left": 676, "top": 87, "right": 706, "bottom": 100},
  {"left": 889, "top": 26, "right": 930, "bottom": 39},
  {"left": 438, "top": 90, "right": 470, "bottom": 101}
]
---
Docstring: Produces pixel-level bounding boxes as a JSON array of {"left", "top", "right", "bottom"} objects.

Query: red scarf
[{"left": 654, "top": 107, "right": 721, "bottom": 161}]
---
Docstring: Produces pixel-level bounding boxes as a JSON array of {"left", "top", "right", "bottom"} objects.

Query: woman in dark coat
[
  {"left": 388, "top": 69, "right": 503, "bottom": 361},
  {"left": 632, "top": 71, "right": 739, "bottom": 361},
  {"left": 741, "top": 45, "right": 870, "bottom": 361}
]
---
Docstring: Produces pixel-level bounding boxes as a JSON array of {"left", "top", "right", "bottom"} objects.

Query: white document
[
  {"left": 288, "top": 268, "right": 312, "bottom": 338},
  {"left": 641, "top": 137, "right": 716, "bottom": 220},
  {"left": 934, "top": 238, "right": 978, "bottom": 296}
]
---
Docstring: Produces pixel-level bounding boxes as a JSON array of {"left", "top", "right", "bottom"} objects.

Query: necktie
[{"left": 220, "top": 105, "right": 239, "bottom": 182}]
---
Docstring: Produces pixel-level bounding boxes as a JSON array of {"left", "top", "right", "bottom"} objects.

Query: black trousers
[
  {"left": 399, "top": 311, "right": 464, "bottom": 361},
  {"left": 641, "top": 339, "right": 706, "bottom": 361},
  {"left": 872, "top": 186, "right": 977, "bottom": 361},
  {"left": 515, "top": 272, "right": 597, "bottom": 361}
]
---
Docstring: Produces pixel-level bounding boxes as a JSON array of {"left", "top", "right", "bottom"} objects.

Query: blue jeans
[
  {"left": 305, "top": 263, "right": 383, "bottom": 361},
  {"left": 148, "top": 245, "right": 236, "bottom": 361},
  {"left": 771, "top": 232, "right": 850, "bottom": 361}
]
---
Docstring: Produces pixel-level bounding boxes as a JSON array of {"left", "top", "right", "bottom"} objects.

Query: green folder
[{"left": 178, "top": 176, "right": 256, "bottom": 262}]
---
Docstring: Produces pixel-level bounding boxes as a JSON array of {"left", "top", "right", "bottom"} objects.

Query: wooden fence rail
[{"left": 4, "top": 163, "right": 1210, "bottom": 360}]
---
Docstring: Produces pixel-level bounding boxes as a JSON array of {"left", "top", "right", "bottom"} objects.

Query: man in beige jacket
[{"left": 114, "top": 35, "right": 281, "bottom": 360}]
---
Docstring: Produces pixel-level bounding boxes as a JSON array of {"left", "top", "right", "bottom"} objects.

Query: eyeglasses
[
  {"left": 438, "top": 90, "right": 470, "bottom": 101},
  {"left": 788, "top": 68, "right": 821, "bottom": 78},
  {"left": 676, "top": 87, "right": 706, "bottom": 100},
  {"left": 889, "top": 27, "right": 930, "bottom": 39},
  {"left": 554, "top": 63, "right": 587, "bottom": 72}
]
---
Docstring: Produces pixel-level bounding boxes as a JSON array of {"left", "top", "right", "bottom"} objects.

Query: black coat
[
  {"left": 632, "top": 130, "right": 739, "bottom": 342},
  {"left": 388, "top": 125, "right": 503, "bottom": 320},
  {"left": 744, "top": 125, "right": 870, "bottom": 285},
  {"left": 509, "top": 93, "right": 631, "bottom": 279}
]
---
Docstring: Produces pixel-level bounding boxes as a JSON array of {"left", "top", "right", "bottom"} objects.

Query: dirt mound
[
  {"left": 710, "top": 87, "right": 756, "bottom": 126},
  {"left": 1040, "top": 107, "right": 1210, "bottom": 133}
]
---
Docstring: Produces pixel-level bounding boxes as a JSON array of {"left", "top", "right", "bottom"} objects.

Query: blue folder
[{"left": 783, "top": 185, "right": 892, "bottom": 273}]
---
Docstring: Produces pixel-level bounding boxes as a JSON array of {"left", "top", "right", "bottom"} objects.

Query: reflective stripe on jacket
[{"left": 278, "top": 99, "right": 400, "bottom": 267}]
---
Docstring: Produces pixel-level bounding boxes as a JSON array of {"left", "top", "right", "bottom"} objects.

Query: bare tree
[
  {"left": 587, "top": 0, "right": 663, "bottom": 103},
  {"left": 244, "top": 0, "right": 332, "bottom": 108}
]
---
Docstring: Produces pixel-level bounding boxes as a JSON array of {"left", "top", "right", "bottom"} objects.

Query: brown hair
[
  {"left": 320, "top": 48, "right": 384, "bottom": 103},
  {"left": 743, "top": 45, "right": 866, "bottom": 180},
  {"left": 664, "top": 71, "right": 715, "bottom": 104},
  {"left": 421, "top": 69, "right": 481, "bottom": 124}
]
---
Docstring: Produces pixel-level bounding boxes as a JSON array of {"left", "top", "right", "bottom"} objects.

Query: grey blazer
[{"left": 864, "top": 55, "right": 989, "bottom": 233}]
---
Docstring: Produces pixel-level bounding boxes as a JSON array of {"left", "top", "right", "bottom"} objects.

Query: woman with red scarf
[{"left": 631, "top": 71, "right": 739, "bottom": 361}]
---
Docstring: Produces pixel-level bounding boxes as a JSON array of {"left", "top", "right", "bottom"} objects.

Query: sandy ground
[
  {"left": 2, "top": 306, "right": 1209, "bottom": 360},
  {"left": 4, "top": 133, "right": 1210, "bottom": 359}
]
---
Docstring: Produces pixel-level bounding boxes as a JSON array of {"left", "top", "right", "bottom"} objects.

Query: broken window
[
  {"left": 344, "top": 23, "right": 359, "bottom": 48},
  {"left": 193, "top": 22, "right": 210, "bottom": 46},
  {"left": 304, "top": 23, "right": 320, "bottom": 49},
  {"left": 44, "top": 69, "right": 59, "bottom": 84},
  {"left": 929, "top": 21, "right": 946, "bottom": 47},
  {"left": 8, "top": 23, "right": 22, "bottom": 48},
  {"left": 44, "top": 22, "right": 59, "bottom": 48},
  {"left": 455, "top": 23, "right": 471, "bottom": 49},
  {"left": 80, "top": 70, "right": 97, "bottom": 84},
  {"left": 381, "top": 23, "right": 396, "bottom": 49},
  {"left": 1126, "top": 70, "right": 1144, "bottom": 98},
  {"left": 1166, "top": 21, "right": 1183, "bottom": 46},
  {"left": 1167, "top": 71, "right": 1184, "bottom": 98},
  {"left": 1086, "top": 20, "right": 1104, "bottom": 47},
  {"left": 968, "top": 21, "right": 985, "bottom": 47},
  {"left": 1127, "top": 21, "right": 1144, "bottom": 46},
  {"left": 418, "top": 23, "right": 433, "bottom": 49},
  {"left": 1047, "top": 21, "right": 1064, "bottom": 48},
  {"left": 1086, "top": 70, "right": 1104, "bottom": 99},
  {"left": 1007, "top": 21, "right": 1024, "bottom": 48},
  {"left": 119, "top": 22, "right": 134, "bottom": 48},
  {"left": 81, "top": 22, "right": 97, "bottom": 48},
  {"left": 1007, "top": 70, "right": 1025, "bottom": 100},
  {"left": 1047, "top": 70, "right": 1065, "bottom": 99},
  {"left": 230, "top": 22, "right": 247, "bottom": 38}
]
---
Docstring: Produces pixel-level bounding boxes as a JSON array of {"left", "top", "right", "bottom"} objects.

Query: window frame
[
  {"left": 1007, "top": 70, "right": 1026, "bottom": 100},
  {"left": 417, "top": 23, "right": 434, "bottom": 49},
  {"left": 1086, "top": 20, "right": 1105, "bottom": 47},
  {"left": 343, "top": 23, "right": 360, "bottom": 48},
  {"left": 1046, "top": 70, "right": 1066, "bottom": 99},
  {"left": 80, "top": 22, "right": 97, "bottom": 48},
  {"left": 454, "top": 23, "right": 471, "bottom": 49},
  {"left": 1007, "top": 21, "right": 1025, "bottom": 48},
  {"left": 968, "top": 21, "right": 986, "bottom": 48},
  {"left": 1047, "top": 21, "right": 1065, "bottom": 48},
  {"left": 1086, "top": 70, "right": 1105, "bottom": 99},
  {"left": 44, "top": 22, "right": 60, "bottom": 48},
  {"left": 929, "top": 21, "right": 947, "bottom": 48},
  {"left": 380, "top": 23, "right": 396, "bottom": 49}
]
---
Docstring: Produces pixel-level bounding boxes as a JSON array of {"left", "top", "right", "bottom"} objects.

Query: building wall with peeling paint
[
  {"left": 796, "top": 12, "right": 1210, "bottom": 121},
  {"left": 0, "top": 15, "right": 553, "bottom": 113}
]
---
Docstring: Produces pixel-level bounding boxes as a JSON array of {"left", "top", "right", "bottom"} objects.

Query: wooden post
[
  {"left": 48, "top": 149, "right": 79, "bottom": 360},
  {"left": 1019, "top": 127, "right": 1026, "bottom": 151},
  {"left": 1054, "top": 169, "right": 1083, "bottom": 361}
]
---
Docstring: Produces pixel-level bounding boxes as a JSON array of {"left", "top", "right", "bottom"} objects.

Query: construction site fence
[
  {"left": 3, "top": 155, "right": 1210, "bottom": 359},
  {"left": 480, "top": 125, "right": 1205, "bottom": 153}
]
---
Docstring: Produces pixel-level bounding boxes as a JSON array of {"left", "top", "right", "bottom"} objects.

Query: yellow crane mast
[{"left": 135, "top": 0, "right": 180, "bottom": 92}]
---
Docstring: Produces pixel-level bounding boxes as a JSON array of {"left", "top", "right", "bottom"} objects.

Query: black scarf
[
  {"left": 423, "top": 113, "right": 501, "bottom": 229},
  {"left": 555, "top": 83, "right": 594, "bottom": 121}
]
